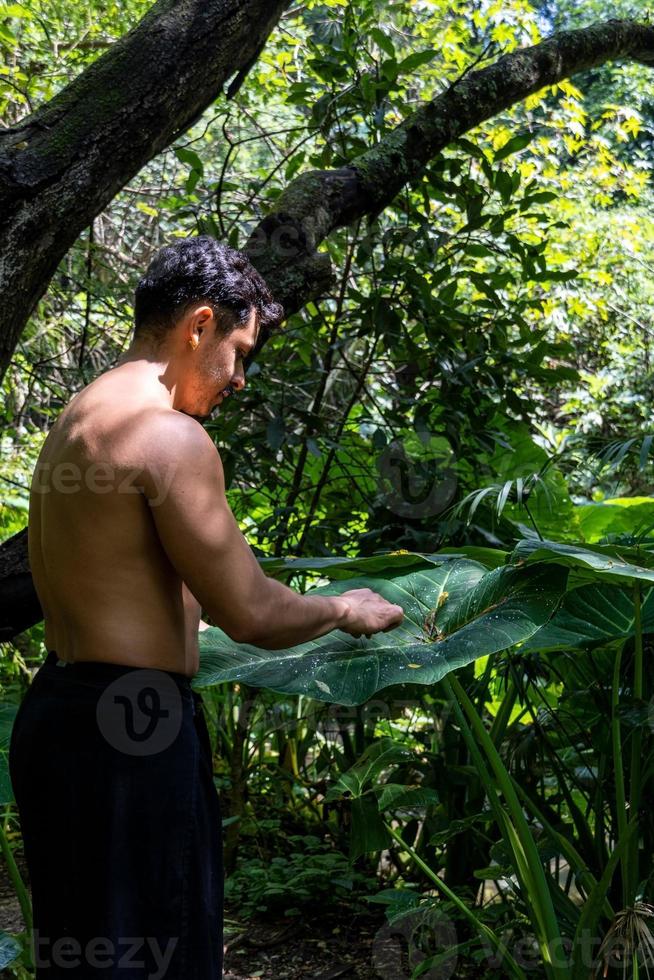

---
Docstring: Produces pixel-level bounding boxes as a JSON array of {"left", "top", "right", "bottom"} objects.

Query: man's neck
[{"left": 112, "top": 348, "right": 179, "bottom": 410}]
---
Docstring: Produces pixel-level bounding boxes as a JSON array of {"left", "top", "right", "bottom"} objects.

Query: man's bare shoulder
[
  {"left": 136, "top": 408, "right": 218, "bottom": 457},
  {"left": 134, "top": 409, "right": 224, "bottom": 502}
]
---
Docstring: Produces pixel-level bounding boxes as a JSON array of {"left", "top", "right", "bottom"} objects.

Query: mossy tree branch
[
  {"left": 244, "top": 17, "right": 654, "bottom": 362},
  {"left": 0, "top": 0, "right": 292, "bottom": 381}
]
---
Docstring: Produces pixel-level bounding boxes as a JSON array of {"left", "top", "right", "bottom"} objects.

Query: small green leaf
[
  {"left": 136, "top": 202, "right": 157, "bottom": 217},
  {"left": 266, "top": 416, "right": 286, "bottom": 451},
  {"left": 494, "top": 132, "right": 533, "bottom": 162},
  {"left": 399, "top": 49, "right": 437, "bottom": 73},
  {"left": 370, "top": 27, "right": 395, "bottom": 58},
  {"left": 495, "top": 169, "right": 514, "bottom": 203},
  {"left": 185, "top": 169, "right": 200, "bottom": 194},
  {"left": 285, "top": 152, "right": 305, "bottom": 180},
  {"left": 174, "top": 146, "right": 204, "bottom": 175},
  {"left": 519, "top": 190, "right": 558, "bottom": 210}
]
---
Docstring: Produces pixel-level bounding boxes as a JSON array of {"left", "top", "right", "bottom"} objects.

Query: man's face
[{"left": 181, "top": 305, "right": 259, "bottom": 421}]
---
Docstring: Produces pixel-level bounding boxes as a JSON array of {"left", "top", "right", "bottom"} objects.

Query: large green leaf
[
  {"left": 376, "top": 784, "right": 440, "bottom": 810},
  {"left": 260, "top": 547, "right": 509, "bottom": 579},
  {"left": 521, "top": 582, "right": 654, "bottom": 653},
  {"left": 322, "top": 740, "right": 437, "bottom": 859},
  {"left": 510, "top": 537, "right": 654, "bottom": 586},
  {"left": 349, "top": 795, "right": 390, "bottom": 859},
  {"left": 324, "top": 738, "right": 414, "bottom": 801},
  {"left": 430, "top": 546, "right": 509, "bottom": 569},
  {"left": 194, "top": 561, "right": 567, "bottom": 706},
  {"left": 257, "top": 551, "right": 447, "bottom": 581},
  {"left": 577, "top": 497, "right": 654, "bottom": 544}
]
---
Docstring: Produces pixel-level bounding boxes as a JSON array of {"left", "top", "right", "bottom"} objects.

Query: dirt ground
[
  {"left": 0, "top": 848, "right": 27, "bottom": 936},
  {"left": 222, "top": 906, "right": 389, "bottom": 979}
]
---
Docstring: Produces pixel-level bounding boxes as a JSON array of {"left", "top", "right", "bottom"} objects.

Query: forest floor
[
  {"left": 0, "top": 848, "right": 391, "bottom": 978},
  {"left": 222, "top": 906, "right": 388, "bottom": 979}
]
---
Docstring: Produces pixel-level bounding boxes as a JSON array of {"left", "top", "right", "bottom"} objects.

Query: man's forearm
[{"left": 246, "top": 577, "right": 351, "bottom": 649}]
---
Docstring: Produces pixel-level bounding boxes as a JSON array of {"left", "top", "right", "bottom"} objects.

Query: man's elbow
[
  {"left": 229, "top": 621, "right": 285, "bottom": 649},
  {"left": 201, "top": 606, "right": 255, "bottom": 645},
  {"left": 224, "top": 616, "right": 262, "bottom": 646},
  {"left": 205, "top": 590, "right": 272, "bottom": 645}
]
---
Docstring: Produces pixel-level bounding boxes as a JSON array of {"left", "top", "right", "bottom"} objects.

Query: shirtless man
[
  {"left": 12, "top": 235, "right": 404, "bottom": 980},
  {"left": 28, "top": 239, "right": 403, "bottom": 674}
]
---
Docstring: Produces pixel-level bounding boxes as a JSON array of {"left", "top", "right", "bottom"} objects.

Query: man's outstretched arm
[{"left": 142, "top": 413, "right": 403, "bottom": 650}]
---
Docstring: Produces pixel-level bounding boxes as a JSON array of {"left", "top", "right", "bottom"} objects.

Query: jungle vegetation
[{"left": 2, "top": 0, "right": 654, "bottom": 976}]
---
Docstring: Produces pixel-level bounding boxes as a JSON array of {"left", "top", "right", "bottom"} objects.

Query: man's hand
[{"left": 338, "top": 588, "right": 404, "bottom": 640}]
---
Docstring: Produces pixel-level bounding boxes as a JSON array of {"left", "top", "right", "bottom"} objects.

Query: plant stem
[
  {"left": 612, "top": 640, "right": 629, "bottom": 907},
  {"left": 523, "top": 500, "right": 544, "bottom": 540},
  {"left": 510, "top": 775, "right": 613, "bottom": 920},
  {"left": 446, "top": 673, "right": 568, "bottom": 979},
  {"left": 384, "top": 821, "right": 527, "bottom": 980},
  {"left": 0, "top": 814, "right": 32, "bottom": 932},
  {"left": 627, "top": 580, "right": 644, "bottom": 901}
]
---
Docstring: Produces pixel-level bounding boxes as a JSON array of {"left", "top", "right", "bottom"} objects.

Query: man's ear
[
  {"left": 193, "top": 305, "right": 214, "bottom": 330},
  {"left": 186, "top": 304, "right": 214, "bottom": 345}
]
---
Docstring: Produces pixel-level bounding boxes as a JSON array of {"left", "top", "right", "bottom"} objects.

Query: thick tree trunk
[
  {"left": 0, "top": 0, "right": 291, "bottom": 382},
  {"left": 0, "top": 528, "right": 41, "bottom": 641},
  {"left": 2, "top": 17, "right": 654, "bottom": 639}
]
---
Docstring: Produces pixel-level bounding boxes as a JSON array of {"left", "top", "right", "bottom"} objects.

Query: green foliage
[
  {"left": 0, "top": 431, "right": 45, "bottom": 540},
  {"left": 224, "top": 832, "right": 376, "bottom": 916},
  {"left": 194, "top": 522, "right": 654, "bottom": 975},
  {"left": 7, "top": 0, "right": 654, "bottom": 558}
]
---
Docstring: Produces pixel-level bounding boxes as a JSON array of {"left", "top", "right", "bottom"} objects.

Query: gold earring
[{"left": 189, "top": 337, "right": 199, "bottom": 350}]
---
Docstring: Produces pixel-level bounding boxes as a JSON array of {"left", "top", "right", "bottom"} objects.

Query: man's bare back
[{"left": 29, "top": 368, "right": 204, "bottom": 677}]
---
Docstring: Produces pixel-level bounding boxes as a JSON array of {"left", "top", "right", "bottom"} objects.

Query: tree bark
[
  {"left": 0, "top": 528, "right": 41, "bottom": 641},
  {"left": 2, "top": 17, "right": 654, "bottom": 639},
  {"left": 0, "top": 0, "right": 292, "bottom": 381}
]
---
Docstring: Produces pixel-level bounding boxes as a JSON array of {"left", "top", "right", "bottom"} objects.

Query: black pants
[{"left": 9, "top": 650, "right": 223, "bottom": 979}]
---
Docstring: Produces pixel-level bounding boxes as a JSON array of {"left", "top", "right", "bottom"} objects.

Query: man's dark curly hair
[{"left": 133, "top": 235, "right": 284, "bottom": 344}]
